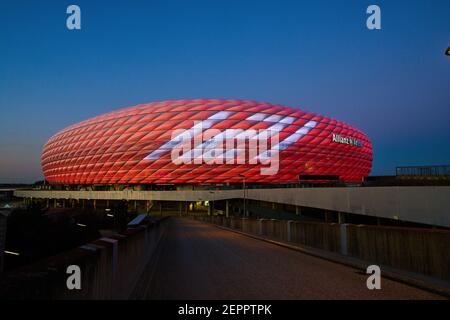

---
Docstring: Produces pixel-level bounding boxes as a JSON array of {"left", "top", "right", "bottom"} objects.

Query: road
[{"left": 133, "top": 218, "right": 444, "bottom": 300}]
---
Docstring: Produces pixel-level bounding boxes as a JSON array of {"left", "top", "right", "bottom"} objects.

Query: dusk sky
[{"left": 1, "top": 0, "right": 449, "bottom": 183}]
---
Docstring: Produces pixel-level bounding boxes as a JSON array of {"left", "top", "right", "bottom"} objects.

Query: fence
[
  {"left": 192, "top": 215, "right": 450, "bottom": 281},
  {"left": 0, "top": 218, "right": 168, "bottom": 299}
]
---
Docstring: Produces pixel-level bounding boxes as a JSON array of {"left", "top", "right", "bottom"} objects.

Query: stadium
[
  {"left": 41, "top": 99, "right": 373, "bottom": 186},
  {"left": 9, "top": 100, "right": 450, "bottom": 295}
]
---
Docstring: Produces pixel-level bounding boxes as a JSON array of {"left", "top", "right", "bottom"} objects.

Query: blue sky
[{"left": 0, "top": 0, "right": 449, "bottom": 183}]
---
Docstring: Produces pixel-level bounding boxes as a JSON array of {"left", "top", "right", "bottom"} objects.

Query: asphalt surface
[{"left": 134, "top": 217, "right": 444, "bottom": 300}]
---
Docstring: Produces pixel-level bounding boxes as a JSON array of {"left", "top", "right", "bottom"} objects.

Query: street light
[
  {"left": 105, "top": 207, "right": 113, "bottom": 216},
  {"left": 4, "top": 250, "right": 20, "bottom": 256},
  {"left": 209, "top": 191, "right": 215, "bottom": 215},
  {"left": 237, "top": 174, "right": 246, "bottom": 217},
  {"left": 105, "top": 208, "right": 116, "bottom": 230}
]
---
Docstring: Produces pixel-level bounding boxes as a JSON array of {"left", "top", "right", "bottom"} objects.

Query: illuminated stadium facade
[{"left": 41, "top": 99, "right": 372, "bottom": 185}]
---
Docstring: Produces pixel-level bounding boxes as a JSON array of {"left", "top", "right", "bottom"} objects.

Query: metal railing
[{"left": 396, "top": 165, "right": 450, "bottom": 177}]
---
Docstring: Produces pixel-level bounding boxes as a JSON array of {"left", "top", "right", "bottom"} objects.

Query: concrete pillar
[
  {"left": 46, "top": 198, "right": 49, "bottom": 208},
  {"left": 295, "top": 206, "right": 301, "bottom": 216},
  {"left": 54, "top": 198, "right": 57, "bottom": 208},
  {"left": 208, "top": 204, "right": 211, "bottom": 216},
  {"left": 340, "top": 224, "right": 349, "bottom": 255},
  {"left": 99, "top": 237, "right": 118, "bottom": 299},
  {"left": 338, "top": 212, "right": 345, "bottom": 224},
  {"left": 179, "top": 202, "right": 182, "bottom": 216},
  {"left": 93, "top": 199, "right": 96, "bottom": 209},
  {"left": 106, "top": 200, "right": 110, "bottom": 208},
  {"left": 287, "top": 220, "right": 293, "bottom": 242},
  {"left": 225, "top": 200, "right": 229, "bottom": 218},
  {"left": 159, "top": 203, "right": 162, "bottom": 216},
  {"left": 324, "top": 210, "right": 329, "bottom": 223},
  {"left": 185, "top": 202, "right": 189, "bottom": 215},
  {"left": 259, "top": 219, "right": 264, "bottom": 235},
  {"left": 134, "top": 200, "right": 137, "bottom": 211}
]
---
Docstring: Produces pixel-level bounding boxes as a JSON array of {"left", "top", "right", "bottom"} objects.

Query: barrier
[
  {"left": 242, "top": 218, "right": 259, "bottom": 234},
  {"left": 0, "top": 218, "right": 168, "bottom": 299},
  {"left": 346, "top": 225, "right": 450, "bottom": 280},
  {"left": 290, "top": 221, "right": 341, "bottom": 253},
  {"left": 194, "top": 215, "right": 450, "bottom": 281}
]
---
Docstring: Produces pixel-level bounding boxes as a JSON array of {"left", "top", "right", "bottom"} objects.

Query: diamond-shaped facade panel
[{"left": 42, "top": 99, "right": 372, "bottom": 184}]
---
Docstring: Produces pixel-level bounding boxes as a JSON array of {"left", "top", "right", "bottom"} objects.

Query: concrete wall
[
  {"left": 14, "top": 189, "right": 243, "bottom": 202},
  {"left": 290, "top": 221, "right": 341, "bottom": 253},
  {"left": 245, "top": 187, "right": 450, "bottom": 228},
  {"left": 15, "top": 186, "right": 450, "bottom": 227},
  {"left": 0, "top": 218, "right": 168, "bottom": 299},
  {"left": 194, "top": 216, "right": 450, "bottom": 281},
  {"left": 346, "top": 225, "right": 450, "bottom": 280}
]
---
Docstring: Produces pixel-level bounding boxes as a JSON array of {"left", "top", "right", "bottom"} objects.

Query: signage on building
[{"left": 332, "top": 134, "right": 363, "bottom": 147}]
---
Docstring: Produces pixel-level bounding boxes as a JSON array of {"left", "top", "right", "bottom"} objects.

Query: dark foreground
[{"left": 132, "top": 218, "right": 444, "bottom": 300}]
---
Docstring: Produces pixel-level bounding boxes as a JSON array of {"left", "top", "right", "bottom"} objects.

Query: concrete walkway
[{"left": 133, "top": 218, "right": 445, "bottom": 300}]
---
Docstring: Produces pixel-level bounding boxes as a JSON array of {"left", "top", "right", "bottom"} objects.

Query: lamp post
[
  {"left": 105, "top": 208, "right": 115, "bottom": 230},
  {"left": 197, "top": 198, "right": 202, "bottom": 216},
  {"left": 209, "top": 191, "right": 215, "bottom": 216},
  {"left": 237, "top": 174, "right": 246, "bottom": 217}
]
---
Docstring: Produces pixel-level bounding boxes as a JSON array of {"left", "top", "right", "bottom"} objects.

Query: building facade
[{"left": 42, "top": 99, "right": 372, "bottom": 184}]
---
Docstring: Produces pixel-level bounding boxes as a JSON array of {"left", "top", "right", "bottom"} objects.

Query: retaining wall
[
  {"left": 0, "top": 218, "right": 168, "bottom": 299},
  {"left": 192, "top": 215, "right": 450, "bottom": 281}
]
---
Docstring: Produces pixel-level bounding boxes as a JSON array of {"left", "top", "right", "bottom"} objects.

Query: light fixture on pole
[
  {"left": 237, "top": 174, "right": 246, "bottom": 217},
  {"left": 209, "top": 191, "right": 215, "bottom": 215},
  {"left": 4, "top": 250, "right": 20, "bottom": 256}
]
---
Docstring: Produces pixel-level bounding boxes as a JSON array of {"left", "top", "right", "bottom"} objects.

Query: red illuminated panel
[{"left": 41, "top": 99, "right": 372, "bottom": 184}]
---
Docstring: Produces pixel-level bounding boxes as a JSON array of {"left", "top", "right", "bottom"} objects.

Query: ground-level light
[{"left": 4, "top": 250, "right": 20, "bottom": 256}]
